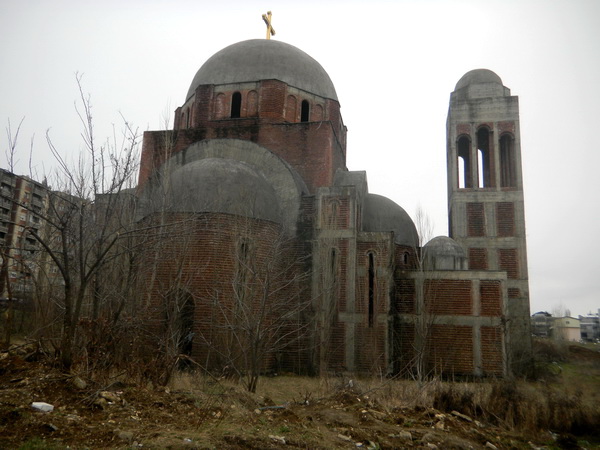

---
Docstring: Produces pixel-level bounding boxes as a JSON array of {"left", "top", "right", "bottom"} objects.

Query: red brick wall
[
  {"left": 481, "top": 326, "right": 503, "bottom": 375},
  {"left": 137, "top": 212, "right": 311, "bottom": 374},
  {"left": 393, "top": 322, "right": 415, "bottom": 374},
  {"left": 395, "top": 279, "right": 415, "bottom": 314},
  {"left": 425, "top": 280, "right": 472, "bottom": 315},
  {"left": 456, "top": 123, "right": 471, "bottom": 136},
  {"left": 259, "top": 80, "right": 286, "bottom": 119},
  {"left": 498, "top": 121, "right": 515, "bottom": 134},
  {"left": 496, "top": 202, "right": 515, "bottom": 237},
  {"left": 428, "top": 325, "right": 473, "bottom": 374},
  {"left": 467, "top": 202, "right": 485, "bottom": 237},
  {"left": 355, "top": 322, "right": 387, "bottom": 372},
  {"left": 138, "top": 121, "right": 346, "bottom": 192},
  {"left": 480, "top": 280, "right": 502, "bottom": 316},
  {"left": 498, "top": 248, "right": 519, "bottom": 279},
  {"left": 469, "top": 248, "right": 488, "bottom": 270}
]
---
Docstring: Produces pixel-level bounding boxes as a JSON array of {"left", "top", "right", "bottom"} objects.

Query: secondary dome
[
  {"left": 143, "top": 158, "right": 281, "bottom": 223},
  {"left": 455, "top": 69, "right": 503, "bottom": 91},
  {"left": 362, "top": 194, "right": 418, "bottom": 247},
  {"left": 186, "top": 39, "right": 338, "bottom": 101},
  {"left": 423, "top": 236, "right": 467, "bottom": 270}
]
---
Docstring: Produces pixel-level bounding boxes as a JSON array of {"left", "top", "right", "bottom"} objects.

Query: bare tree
[
  {"left": 2, "top": 75, "right": 140, "bottom": 368},
  {"left": 395, "top": 205, "right": 440, "bottom": 382},
  {"left": 198, "top": 221, "right": 310, "bottom": 393}
]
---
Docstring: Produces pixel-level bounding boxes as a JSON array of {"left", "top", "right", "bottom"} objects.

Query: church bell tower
[{"left": 446, "top": 69, "right": 532, "bottom": 373}]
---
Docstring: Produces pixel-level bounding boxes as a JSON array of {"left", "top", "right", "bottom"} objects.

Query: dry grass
[{"left": 167, "top": 339, "right": 600, "bottom": 439}]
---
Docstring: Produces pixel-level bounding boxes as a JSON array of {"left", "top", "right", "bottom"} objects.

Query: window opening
[
  {"left": 235, "top": 238, "right": 251, "bottom": 304},
  {"left": 300, "top": 100, "right": 310, "bottom": 122},
  {"left": 457, "top": 136, "right": 471, "bottom": 188},
  {"left": 231, "top": 92, "right": 242, "bottom": 118},
  {"left": 499, "top": 134, "right": 516, "bottom": 187},
  {"left": 178, "top": 294, "right": 195, "bottom": 358},
  {"left": 477, "top": 128, "right": 492, "bottom": 188},
  {"left": 368, "top": 252, "right": 375, "bottom": 327},
  {"left": 330, "top": 248, "right": 337, "bottom": 278}
]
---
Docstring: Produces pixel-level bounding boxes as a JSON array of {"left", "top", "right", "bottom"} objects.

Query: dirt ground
[{"left": 0, "top": 345, "right": 598, "bottom": 449}]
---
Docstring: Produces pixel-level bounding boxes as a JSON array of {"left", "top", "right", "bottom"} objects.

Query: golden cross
[{"left": 262, "top": 11, "right": 276, "bottom": 39}]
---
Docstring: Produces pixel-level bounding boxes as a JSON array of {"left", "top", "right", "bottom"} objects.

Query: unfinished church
[{"left": 136, "top": 39, "right": 532, "bottom": 377}]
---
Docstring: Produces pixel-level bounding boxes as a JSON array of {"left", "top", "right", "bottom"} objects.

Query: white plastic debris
[{"left": 31, "top": 402, "right": 54, "bottom": 412}]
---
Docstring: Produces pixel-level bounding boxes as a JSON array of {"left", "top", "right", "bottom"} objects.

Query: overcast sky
[{"left": 1, "top": 0, "right": 599, "bottom": 316}]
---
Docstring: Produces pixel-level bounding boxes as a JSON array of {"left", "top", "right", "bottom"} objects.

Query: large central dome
[{"left": 186, "top": 39, "right": 338, "bottom": 102}]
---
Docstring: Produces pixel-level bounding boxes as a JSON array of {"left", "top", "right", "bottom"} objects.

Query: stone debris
[
  {"left": 269, "top": 434, "right": 286, "bottom": 445},
  {"left": 31, "top": 402, "right": 54, "bottom": 412},
  {"left": 100, "top": 391, "right": 120, "bottom": 403},
  {"left": 72, "top": 376, "right": 87, "bottom": 390},
  {"left": 451, "top": 410, "right": 474, "bottom": 422}
]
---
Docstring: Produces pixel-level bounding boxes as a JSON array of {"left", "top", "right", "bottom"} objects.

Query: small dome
[
  {"left": 186, "top": 39, "right": 338, "bottom": 101},
  {"left": 362, "top": 194, "right": 418, "bottom": 247},
  {"left": 424, "top": 236, "right": 466, "bottom": 257},
  {"left": 423, "top": 236, "right": 467, "bottom": 270},
  {"left": 455, "top": 69, "right": 503, "bottom": 91},
  {"left": 148, "top": 158, "right": 281, "bottom": 223}
]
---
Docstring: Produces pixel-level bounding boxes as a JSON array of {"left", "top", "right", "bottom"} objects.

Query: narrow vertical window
[
  {"left": 178, "top": 294, "right": 195, "bottom": 357},
  {"left": 457, "top": 136, "right": 471, "bottom": 188},
  {"left": 300, "top": 100, "right": 310, "bottom": 122},
  {"left": 368, "top": 252, "right": 375, "bottom": 328},
  {"left": 499, "top": 134, "right": 516, "bottom": 187},
  {"left": 477, "top": 128, "right": 492, "bottom": 188},
  {"left": 235, "top": 238, "right": 251, "bottom": 303},
  {"left": 231, "top": 92, "right": 242, "bottom": 118},
  {"left": 330, "top": 248, "right": 337, "bottom": 283}
]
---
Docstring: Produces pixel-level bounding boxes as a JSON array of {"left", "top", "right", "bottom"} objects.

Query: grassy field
[{"left": 1, "top": 338, "right": 599, "bottom": 449}]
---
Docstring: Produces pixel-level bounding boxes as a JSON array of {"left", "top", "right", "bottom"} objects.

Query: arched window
[
  {"left": 301, "top": 100, "right": 310, "bottom": 122},
  {"left": 368, "top": 252, "right": 375, "bottom": 328},
  {"left": 231, "top": 92, "right": 242, "bottom": 118},
  {"left": 457, "top": 136, "right": 472, "bottom": 189},
  {"left": 499, "top": 134, "right": 516, "bottom": 187},
  {"left": 477, "top": 127, "right": 492, "bottom": 188}
]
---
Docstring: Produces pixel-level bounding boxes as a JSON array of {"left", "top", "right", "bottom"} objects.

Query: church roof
[
  {"left": 362, "top": 194, "right": 418, "bottom": 247},
  {"left": 156, "top": 157, "right": 282, "bottom": 223},
  {"left": 186, "top": 39, "right": 338, "bottom": 101}
]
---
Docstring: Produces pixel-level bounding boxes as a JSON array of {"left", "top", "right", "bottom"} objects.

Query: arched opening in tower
[
  {"left": 476, "top": 128, "right": 492, "bottom": 188},
  {"left": 457, "top": 136, "right": 472, "bottom": 189},
  {"left": 500, "top": 134, "right": 516, "bottom": 188}
]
